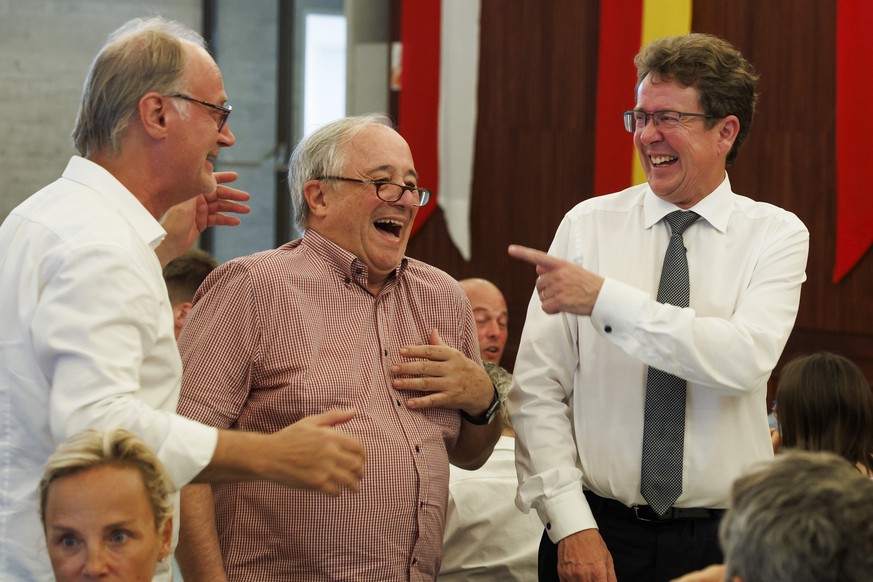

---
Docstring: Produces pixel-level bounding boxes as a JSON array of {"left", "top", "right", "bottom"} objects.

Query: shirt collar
[
  {"left": 300, "top": 229, "right": 408, "bottom": 287},
  {"left": 643, "top": 172, "right": 733, "bottom": 233},
  {"left": 62, "top": 156, "right": 167, "bottom": 249}
]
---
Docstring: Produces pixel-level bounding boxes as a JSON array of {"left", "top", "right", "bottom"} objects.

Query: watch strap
[{"left": 460, "top": 384, "right": 501, "bottom": 425}]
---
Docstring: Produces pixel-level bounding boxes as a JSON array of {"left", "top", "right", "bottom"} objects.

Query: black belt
[{"left": 585, "top": 490, "right": 725, "bottom": 522}]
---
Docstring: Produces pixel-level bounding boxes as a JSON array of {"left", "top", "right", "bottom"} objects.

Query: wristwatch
[{"left": 460, "top": 385, "right": 501, "bottom": 425}]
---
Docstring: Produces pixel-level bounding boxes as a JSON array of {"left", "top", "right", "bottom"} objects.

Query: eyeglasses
[
  {"left": 170, "top": 94, "right": 232, "bottom": 131},
  {"left": 318, "top": 176, "right": 431, "bottom": 207},
  {"left": 623, "top": 110, "right": 715, "bottom": 133}
]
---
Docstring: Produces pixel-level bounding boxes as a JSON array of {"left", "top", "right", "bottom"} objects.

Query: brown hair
[
  {"left": 776, "top": 352, "right": 873, "bottom": 474},
  {"left": 634, "top": 33, "right": 759, "bottom": 165},
  {"left": 163, "top": 247, "right": 218, "bottom": 306}
]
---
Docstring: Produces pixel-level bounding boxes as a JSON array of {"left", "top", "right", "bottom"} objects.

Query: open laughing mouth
[
  {"left": 374, "top": 218, "right": 403, "bottom": 238},
  {"left": 650, "top": 155, "right": 678, "bottom": 167}
]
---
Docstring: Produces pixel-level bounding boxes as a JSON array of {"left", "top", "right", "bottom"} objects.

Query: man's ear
[
  {"left": 172, "top": 301, "right": 192, "bottom": 339},
  {"left": 139, "top": 92, "right": 169, "bottom": 139},
  {"left": 717, "top": 115, "right": 740, "bottom": 157},
  {"left": 303, "top": 179, "right": 329, "bottom": 219}
]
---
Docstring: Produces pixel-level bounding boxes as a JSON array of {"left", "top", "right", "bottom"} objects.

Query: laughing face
[
  {"left": 306, "top": 125, "right": 420, "bottom": 294},
  {"left": 633, "top": 74, "right": 737, "bottom": 208}
]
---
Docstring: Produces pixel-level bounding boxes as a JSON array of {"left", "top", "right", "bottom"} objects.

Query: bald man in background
[{"left": 460, "top": 278, "right": 509, "bottom": 366}]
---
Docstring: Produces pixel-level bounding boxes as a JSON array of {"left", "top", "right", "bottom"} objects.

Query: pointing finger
[{"left": 507, "top": 244, "right": 562, "bottom": 271}]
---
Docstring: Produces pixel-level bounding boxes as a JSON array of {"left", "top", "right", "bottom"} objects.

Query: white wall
[{"left": 0, "top": 0, "right": 201, "bottom": 220}]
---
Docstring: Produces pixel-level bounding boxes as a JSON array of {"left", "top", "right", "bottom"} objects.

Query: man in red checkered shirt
[{"left": 175, "top": 113, "right": 503, "bottom": 581}]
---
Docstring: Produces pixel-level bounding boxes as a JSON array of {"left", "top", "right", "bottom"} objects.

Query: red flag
[
  {"left": 593, "top": 0, "right": 644, "bottom": 196},
  {"left": 397, "top": 0, "right": 441, "bottom": 236},
  {"left": 834, "top": 0, "right": 873, "bottom": 282}
]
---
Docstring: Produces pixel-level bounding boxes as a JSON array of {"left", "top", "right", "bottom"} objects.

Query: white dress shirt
[
  {"left": 0, "top": 156, "right": 218, "bottom": 580},
  {"left": 440, "top": 435, "right": 542, "bottom": 581},
  {"left": 508, "top": 175, "right": 809, "bottom": 543}
]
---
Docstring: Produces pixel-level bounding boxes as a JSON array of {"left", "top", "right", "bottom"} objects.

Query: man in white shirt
[
  {"left": 507, "top": 34, "right": 809, "bottom": 581},
  {"left": 440, "top": 362, "right": 542, "bottom": 581},
  {"left": 0, "top": 17, "right": 364, "bottom": 580}
]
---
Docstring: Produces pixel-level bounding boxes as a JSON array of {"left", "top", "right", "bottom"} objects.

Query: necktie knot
[{"left": 665, "top": 210, "right": 700, "bottom": 236}]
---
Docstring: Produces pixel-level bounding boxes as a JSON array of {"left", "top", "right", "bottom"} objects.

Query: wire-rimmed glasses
[{"left": 623, "top": 110, "right": 715, "bottom": 133}]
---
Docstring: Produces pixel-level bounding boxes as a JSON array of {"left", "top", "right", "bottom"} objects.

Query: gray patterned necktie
[{"left": 640, "top": 210, "right": 700, "bottom": 515}]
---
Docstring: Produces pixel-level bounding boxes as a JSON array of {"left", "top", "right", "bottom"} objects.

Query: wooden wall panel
[{"left": 402, "top": 0, "right": 872, "bottom": 381}]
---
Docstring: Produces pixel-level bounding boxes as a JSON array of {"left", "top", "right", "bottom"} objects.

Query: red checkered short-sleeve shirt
[{"left": 177, "top": 230, "right": 480, "bottom": 581}]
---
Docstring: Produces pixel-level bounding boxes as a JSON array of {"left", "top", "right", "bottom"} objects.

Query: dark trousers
[{"left": 538, "top": 492, "right": 723, "bottom": 582}]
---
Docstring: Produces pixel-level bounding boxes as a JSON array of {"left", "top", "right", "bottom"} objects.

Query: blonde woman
[{"left": 39, "top": 429, "right": 174, "bottom": 581}]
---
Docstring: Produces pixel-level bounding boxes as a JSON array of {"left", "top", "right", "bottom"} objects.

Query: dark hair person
[{"left": 775, "top": 352, "right": 873, "bottom": 476}]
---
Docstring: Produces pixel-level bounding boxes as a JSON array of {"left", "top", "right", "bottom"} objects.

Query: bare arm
[{"left": 175, "top": 484, "right": 228, "bottom": 582}]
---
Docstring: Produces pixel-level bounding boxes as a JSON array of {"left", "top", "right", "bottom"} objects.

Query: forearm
[
  {"left": 191, "top": 412, "right": 365, "bottom": 494},
  {"left": 449, "top": 414, "right": 502, "bottom": 470},
  {"left": 193, "top": 429, "right": 270, "bottom": 482},
  {"left": 176, "top": 484, "right": 228, "bottom": 581}
]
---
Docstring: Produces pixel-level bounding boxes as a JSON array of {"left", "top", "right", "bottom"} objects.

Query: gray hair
[
  {"left": 484, "top": 362, "right": 513, "bottom": 431},
  {"left": 720, "top": 450, "right": 873, "bottom": 582},
  {"left": 288, "top": 113, "right": 394, "bottom": 232},
  {"left": 39, "top": 428, "right": 175, "bottom": 533},
  {"left": 72, "top": 17, "right": 206, "bottom": 157}
]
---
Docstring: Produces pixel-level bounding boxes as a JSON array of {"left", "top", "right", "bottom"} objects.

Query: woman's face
[{"left": 43, "top": 464, "right": 171, "bottom": 582}]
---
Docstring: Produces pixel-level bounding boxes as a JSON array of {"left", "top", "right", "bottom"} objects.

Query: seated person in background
[
  {"left": 39, "top": 428, "right": 174, "bottom": 582},
  {"left": 440, "top": 362, "right": 543, "bottom": 581},
  {"left": 675, "top": 352, "right": 873, "bottom": 582},
  {"left": 719, "top": 450, "right": 873, "bottom": 582},
  {"left": 772, "top": 351, "right": 873, "bottom": 475},
  {"left": 459, "top": 278, "right": 509, "bottom": 365},
  {"left": 162, "top": 248, "right": 218, "bottom": 339}
]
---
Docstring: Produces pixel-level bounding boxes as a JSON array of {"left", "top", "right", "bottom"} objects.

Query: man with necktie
[{"left": 507, "top": 33, "right": 809, "bottom": 582}]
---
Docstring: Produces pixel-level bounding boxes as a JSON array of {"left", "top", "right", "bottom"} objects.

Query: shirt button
[
  {"left": 396, "top": 399, "right": 402, "bottom": 407},
  {"left": 604, "top": 325, "right": 612, "bottom": 333},
  {"left": 546, "top": 522, "right": 552, "bottom": 530},
  {"left": 414, "top": 445, "right": 421, "bottom": 453},
  {"left": 383, "top": 349, "right": 388, "bottom": 356},
  {"left": 412, "top": 558, "right": 418, "bottom": 566},
  {"left": 344, "top": 277, "right": 351, "bottom": 285}
]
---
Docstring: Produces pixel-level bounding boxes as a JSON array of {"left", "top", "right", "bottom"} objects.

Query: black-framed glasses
[
  {"left": 170, "top": 93, "right": 232, "bottom": 131},
  {"left": 318, "top": 176, "right": 431, "bottom": 207},
  {"left": 623, "top": 110, "right": 715, "bottom": 133}
]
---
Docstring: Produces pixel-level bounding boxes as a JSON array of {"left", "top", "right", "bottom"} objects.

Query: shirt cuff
[
  {"left": 536, "top": 486, "right": 599, "bottom": 543},
  {"left": 162, "top": 415, "right": 219, "bottom": 488},
  {"left": 590, "top": 277, "right": 649, "bottom": 344}
]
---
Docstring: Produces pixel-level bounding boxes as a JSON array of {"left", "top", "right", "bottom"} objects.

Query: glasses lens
[
  {"left": 417, "top": 189, "right": 430, "bottom": 207},
  {"left": 623, "top": 111, "right": 635, "bottom": 133},
  {"left": 375, "top": 182, "right": 402, "bottom": 203},
  {"left": 374, "top": 182, "right": 430, "bottom": 206}
]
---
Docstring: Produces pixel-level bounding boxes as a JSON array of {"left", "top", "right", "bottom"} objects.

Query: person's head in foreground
[
  {"left": 720, "top": 450, "right": 873, "bottom": 582},
  {"left": 39, "top": 428, "right": 174, "bottom": 581}
]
